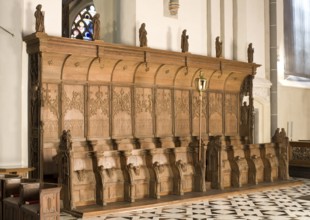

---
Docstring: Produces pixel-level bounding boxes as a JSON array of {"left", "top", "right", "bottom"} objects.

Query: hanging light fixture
[{"left": 195, "top": 73, "right": 207, "bottom": 95}]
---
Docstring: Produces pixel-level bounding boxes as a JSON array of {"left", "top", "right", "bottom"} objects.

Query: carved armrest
[
  {"left": 153, "top": 162, "right": 164, "bottom": 174},
  {"left": 99, "top": 165, "right": 116, "bottom": 178},
  {"left": 127, "top": 163, "right": 140, "bottom": 176}
]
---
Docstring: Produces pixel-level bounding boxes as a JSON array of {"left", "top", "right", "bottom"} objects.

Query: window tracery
[{"left": 70, "top": 5, "right": 96, "bottom": 40}]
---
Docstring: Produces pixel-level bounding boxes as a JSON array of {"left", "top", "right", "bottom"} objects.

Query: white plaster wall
[
  {"left": 23, "top": 0, "right": 62, "bottom": 36},
  {"left": 0, "top": 0, "right": 61, "bottom": 166},
  {"left": 119, "top": 0, "right": 136, "bottom": 45},
  {"left": 0, "top": 1, "right": 24, "bottom": 166},
  {"left": 221, "top": 0, "right": 234, "bottom": 60},
  {"left": 93, "top": 0, "right": 119, "bottom": 43},
  {"left": 21, "top": 0, "right": 62, "bottom": 167},
  {"left": 253, "top": 78, "right": 272, "bottom": 143},
  {"left": 278, "top": 86, "right": 310, "bottom": 141},
  {"left": 276, "top": 0, "right": 310, "bottom": 141},
  {"left": 233, "top": 0, "right": 247, "bottom": 61},
  {"left": 232, "top": 0, "right": 266, "bottom": 78},
  {"left": 135, "top": 0, "right": 207, "bottom": 55},
  {"left": 246, "top": 0, "right": 266, "bottom": 79},
  {"left": 207, "top": 0, "right": 221, "bottom": 57}
]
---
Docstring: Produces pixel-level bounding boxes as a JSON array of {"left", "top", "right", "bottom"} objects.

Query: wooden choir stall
[{"left": 24, "top": 32, "right": 290, "bottom": 217}]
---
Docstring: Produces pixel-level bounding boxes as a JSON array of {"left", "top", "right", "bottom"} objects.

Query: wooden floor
[{"left": 65, "top": 179, "right": 303, "bottom": 218}]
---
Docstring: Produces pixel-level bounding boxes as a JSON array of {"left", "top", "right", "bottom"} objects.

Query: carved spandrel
[
  {"left": 174, "top": 90, "right": 190, "bottom": 136},
  {"left": 112, "top": 87, "right": 132, "bottom": 137},
  {"left": 209, "top": 92, "right": 223, "bottom": 134},
  {"left": 292, "top": 147, "right": 310, "bottom": 161},
  {"left": 63, "top": 85, "right": 84, "bottom": 115},
  {"left": 225, "top": 93, "right": 238, "bottom": 134},
  {"left": 134, "top": 87, "right": 153, "bottom": 136},
  {"left": 155, "top": 89, "right": 172, "bottom": 136},
  {"left": 63, "top": 85, "right": 85, "bottom": 138},
  {"left": 42, "top": 83, "right": 59, "bottom": 139},
  {"left": 88, "top": 86, "right": 110, "bottom": 138},
  {"left": 88, "top": 86, "right": 109, "bottom": 117}
]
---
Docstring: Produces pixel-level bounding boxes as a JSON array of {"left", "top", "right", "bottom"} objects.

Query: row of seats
[{"left": 0, "top": 174, "right": 61, "bottom": 220}]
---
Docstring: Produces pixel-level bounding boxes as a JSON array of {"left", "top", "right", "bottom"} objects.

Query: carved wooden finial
[
  {"left": 93, "top": 13, "right": 101, "bottom": 40},
  {"left": 215, "top": 36, "right": 222, "bottom": 58},
  {"left": 139, "top": 23, "right": 147, "bottom": 47},
  {"left": 247, "top": 43, "right": 254, "bottom": 63},
  {"left": 35, "top": 4, "right": 45, "bottom": 33},
  {"left": 60, "top": 129, "right": 72, "bottom": 151},
  {"left": 181, "top": 29, "right": 189, "bottom": 53},
  {"left": 271, "top": 128, "right": 281, "bottom": 143}
]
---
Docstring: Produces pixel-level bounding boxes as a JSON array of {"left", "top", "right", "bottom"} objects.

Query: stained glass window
[{"left": 71, "top": 5, "right": 96, "bottom": 40}]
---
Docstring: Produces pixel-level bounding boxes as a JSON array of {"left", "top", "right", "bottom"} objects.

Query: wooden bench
[
  {"left": 20, "top": 183, "right": 61, "bottom": 220},
  {"left": 3, "top": 181, "right": 40, "bottom": 220},
  {"left": 289, "top": 141, "right": 310, "bottom": 178},
  {"left": 0, "top": 174, "right": 21, "bottom": 220}
]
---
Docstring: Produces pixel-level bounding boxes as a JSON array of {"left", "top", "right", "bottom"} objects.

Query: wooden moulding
[{"left": 24, "top": 33, "right": 260, "bottom": 89}]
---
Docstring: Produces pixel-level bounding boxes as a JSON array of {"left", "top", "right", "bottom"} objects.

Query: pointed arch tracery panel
[
  {"left": 155, "top": 88, "right": 173, "bottom": 137},
  {"left": 62, "top": 84, "right": 85, "bottom": 138},
  {"left": 87, "top": 85, "right": 110, "bottom": 138},
  {"left": 42, "top": 83, "right": 60, "bottom": 140},
  {"left": 209, "top": 92, "right": 223, "bottom": 135},
  {"left": 134, "top": 87, "right": 154, "bottom": 137},
  {"left": 225, "top": 93, "right": 239, "bottom": 135},
  {"left": 111, "top": 86, "right": 132, "bottom": 138},
  {"left": 174, "top": 89, "right": 190, "bottom": 136}
]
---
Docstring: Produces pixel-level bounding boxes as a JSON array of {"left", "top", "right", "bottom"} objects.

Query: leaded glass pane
[{"left": 71, "top": 5, "right": 97, "bottom": 41}]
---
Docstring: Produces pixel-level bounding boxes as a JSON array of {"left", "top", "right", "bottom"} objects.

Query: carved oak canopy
[
  {"left": 24, "top": 33, "right": 259, "bottom": 90},
  {"left": 24, "top": 33, "right": 260, "bottom": 179}
]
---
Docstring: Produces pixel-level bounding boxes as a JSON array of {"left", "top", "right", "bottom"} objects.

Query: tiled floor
[{"left": 61, "top": 178, "right": 310, "bottom": 220}]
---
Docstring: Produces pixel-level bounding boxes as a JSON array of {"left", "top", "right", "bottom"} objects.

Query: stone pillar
[{"left": 270, "top": 0, "right": 278, "bottom": 135}]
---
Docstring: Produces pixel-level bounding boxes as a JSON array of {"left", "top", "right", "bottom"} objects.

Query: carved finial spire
[
  {"left": 34, "top": 4, "right": 45, "bottom": 32},
  {"left": 60, "top": 130, "right": 72, "bottom": 151},
  {"left": 139, "top": 23, "right": 148, "bottom": 47},
  {"left": 215, "top": 36, "right": 222, "bottom": 58},
  {"left": 247, "top": 43, "right": 254, "bottom": 63},
  {"left": 93, "top": 13, "right": 101, "bottom": 40},
  {"left": 181, "top": 29, "right": 189, "bottom": 53}
]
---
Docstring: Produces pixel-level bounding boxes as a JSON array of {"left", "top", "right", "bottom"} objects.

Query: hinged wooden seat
[
  {"left": 3, "top": 181, "right": 40, "bottom": 220},
  {"left": 0, "top": 174, "right": 21, "bottom": 220},
  {"left": 3, "top": 181, "right": 61, "bottom": 220},
  {"left": 20, "top": 183, "right": 61, "bottom": 220}
]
